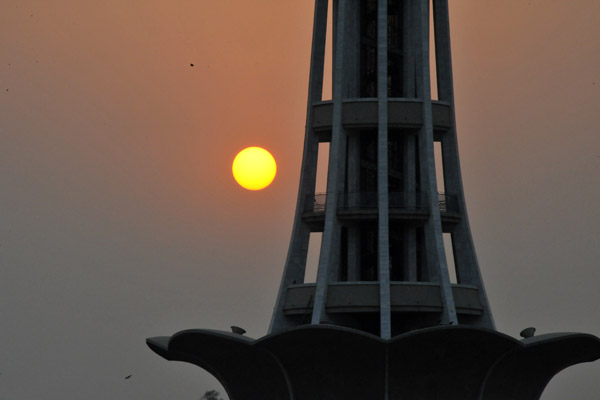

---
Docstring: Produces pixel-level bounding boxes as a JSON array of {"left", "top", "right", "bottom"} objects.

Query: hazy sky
[{"left": 1, "top": 1, "right": 599, "bottom": 399}]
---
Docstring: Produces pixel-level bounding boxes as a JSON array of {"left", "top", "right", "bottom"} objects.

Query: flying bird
[
  {"left": 125, "top": 375, "right": 132, "bottom": 380},
  {"left": 520, "top": 327, "right": 536, "bottom": 339}
]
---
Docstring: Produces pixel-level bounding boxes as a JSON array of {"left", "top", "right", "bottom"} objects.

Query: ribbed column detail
[
  {"left": 311, "top": 0, "right": 350, "bottom": 325},
  {"left": 269, "top": 0, "right": 329, "bottom": 334},
  {"left": 376, "top": 0, "right": 391, "bottom": 339},
  {"left": 416, "top": 0, "right": 457, "bottom": 325},
  {"left": 432, "top": 0, "right": 494, "bottom": 329}
]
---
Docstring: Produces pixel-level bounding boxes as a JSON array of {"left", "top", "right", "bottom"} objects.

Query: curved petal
[
  {"left": 147, "top": 330, "right": 290, "bottom": 400},
  {"left": 388, "top": 326, "right": 519, "bottom": 399},
  {"left": 257, "top": 325, "right": 386, "bottom": 400},
  {"left": 481, "top": 333, "right": 600, "bottom": 400}
]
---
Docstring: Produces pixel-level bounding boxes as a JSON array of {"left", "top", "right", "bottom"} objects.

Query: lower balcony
[{"left": 282, "top": 281, "right": 483, "bottom": 316}]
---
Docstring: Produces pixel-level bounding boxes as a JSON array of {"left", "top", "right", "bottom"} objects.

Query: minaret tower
[
  {"left": 270, "top": 0, "right": 493, "bottom": 338},
  {"left": 147, "top": 2, "right": 600, "bottom": 398}
]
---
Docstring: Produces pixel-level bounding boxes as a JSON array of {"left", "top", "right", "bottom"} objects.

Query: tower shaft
[
  {"left": 270, "top": 0, "right": 494, "bottom": 337},
  {"left": 147, "top": 3, "right": 600, "bottom": 398}
]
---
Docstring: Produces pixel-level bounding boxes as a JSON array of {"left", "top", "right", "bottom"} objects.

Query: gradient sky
[{"left": 1, "top": 1, "right": 600, "bottom": 399}]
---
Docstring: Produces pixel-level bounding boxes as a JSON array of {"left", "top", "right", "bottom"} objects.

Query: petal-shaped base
[
  {"left": 482, "top": 333, "right": 600, "bottom": 400},
  {"left": 147, "top": 326, "right": 600, "bottom": 400},
  {"left": 147, "top": 330, "right": 290, "bottom": 400}
]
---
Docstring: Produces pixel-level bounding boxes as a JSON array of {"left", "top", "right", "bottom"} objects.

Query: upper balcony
[
  {"left": 302, "top": 191, "right": 460, "bottom": 230},
  {"left": 311, "top": 99, "right": 453, "bottom": 141}
]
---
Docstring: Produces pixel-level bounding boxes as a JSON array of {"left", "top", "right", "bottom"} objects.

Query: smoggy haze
[{"left": 1, "top": 1, "right": 599, "bottom": 399}]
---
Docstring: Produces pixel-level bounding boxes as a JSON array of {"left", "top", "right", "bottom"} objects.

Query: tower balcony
[
  {"left": 282, "top": 282, "right": 484, "bottom": 317},
  {"left": 302, "top": 192, "right": 459, "bottom": 229},
  {"left": 311, "top": 99, "right": 453, "bottom": 139}
]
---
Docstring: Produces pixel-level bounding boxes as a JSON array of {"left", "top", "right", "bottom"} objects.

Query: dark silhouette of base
[{"left": 147, "top": 325, "right": 600, "bottom": 400}]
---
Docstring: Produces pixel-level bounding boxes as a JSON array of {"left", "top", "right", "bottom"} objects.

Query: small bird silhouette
[
  {"left": 190, "top": 63, "right": 194, "bottom": 67},
  {"left": 520, "top": 327, "right": 536, "bottom": 339},
  {"left": 125, "top": 375, "right": 132, "bottom": 380}
]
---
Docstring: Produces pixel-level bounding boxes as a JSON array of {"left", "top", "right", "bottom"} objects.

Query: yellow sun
[{"left": 232, "top": 147, "right": 277, "bottom": 190}]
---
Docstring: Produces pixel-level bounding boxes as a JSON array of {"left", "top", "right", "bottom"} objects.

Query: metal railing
[
  {"left": 438, "top": 193, "right": 459, "bottom": 214},
  {"left": 388, "top": 192, "right": 428, "bottom": 210},
  {"left": 339, "top": 192, "right": 429, "bottom": 210},
  {"left": 305, "top": 193, "right": 327, "bottom": 213},
  {"left": 304, "top": 192, "right": 459, "bottom": 214}
]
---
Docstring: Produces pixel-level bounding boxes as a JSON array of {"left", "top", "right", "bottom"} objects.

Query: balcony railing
[
  {"left": 438, "top": 193, "right": 459, "bottom": 214},
  {"left": 304, "top": 192, "right": 459, "bottom": 214},
  {"left": 310, "top": 193, "right": 327, "bottom": 213},
  {"left": 340, "top": 192, "right": 429, "bottom": 210}
]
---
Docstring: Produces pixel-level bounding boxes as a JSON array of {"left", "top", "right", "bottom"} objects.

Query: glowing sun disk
[{"left": 232, "top": 147, "right": 277, "bottom": 190}]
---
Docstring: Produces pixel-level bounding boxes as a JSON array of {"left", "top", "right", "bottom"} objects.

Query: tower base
[{"left": 147, "top": 325, "right": 600, "bottom": 400}]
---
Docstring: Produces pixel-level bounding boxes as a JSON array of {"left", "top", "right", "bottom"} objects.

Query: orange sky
[{"left": 1, "top": 1, "right": 600, "bottom": 399}]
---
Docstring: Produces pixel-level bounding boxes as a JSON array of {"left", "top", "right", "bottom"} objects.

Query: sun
[{"left": 232, "top": 147, "right": 277, "bottom": 190}]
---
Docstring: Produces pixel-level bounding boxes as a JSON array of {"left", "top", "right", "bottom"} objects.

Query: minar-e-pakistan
[{"left": 147, "top": 1, "right": 600, "bottom": 399}]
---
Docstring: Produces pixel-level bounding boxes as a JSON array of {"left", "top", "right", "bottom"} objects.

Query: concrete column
[
  {"left": 377, "top": 0, "right": 391, "bottom": 339},
  {"left": 332, "top": 0, "right": 338, "bottom": 76},
  {"left": 432, "top": 0, "right": 495, "bottom": 329},
  {"left": 312, "top": 0, "right": 352, "bottom": 326},
  {"left": 415, "top": 0, "right": 458, "bottom": 325},
  {"left": 270, "top": 0, "right": 329, "bottom": 334}
]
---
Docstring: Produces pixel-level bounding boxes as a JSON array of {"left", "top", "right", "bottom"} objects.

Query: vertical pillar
[
  {"left": 344, "top": 2, "right": 362, "bottom": 283},
  {"left": 401, "top": 0, "right": 418, "bottom": 283},
  {"left": 312, "top": 0, "right": 351, "bottom": 325},
  {"left": 415, "top": 0, "right": 457, "bottom": 325},
  {"left": 377, "top": 0, "right": 391, "bottom": 339},
  {"left": 269, "top": 0, "right": 329, "bottom": 334},
  {"left": 432, "top": 0, "right": 495, "bottom": 329}
]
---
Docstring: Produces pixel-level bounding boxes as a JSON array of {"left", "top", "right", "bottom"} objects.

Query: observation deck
[
  {"left": 302, "top": 192, "right": 460, "bottom": 231},
  {"left": 282, "top": 282, "right": 483, "bottom": 317},
  {"left": 311, "top": 99, "right": 453, "bottom": 141}
]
